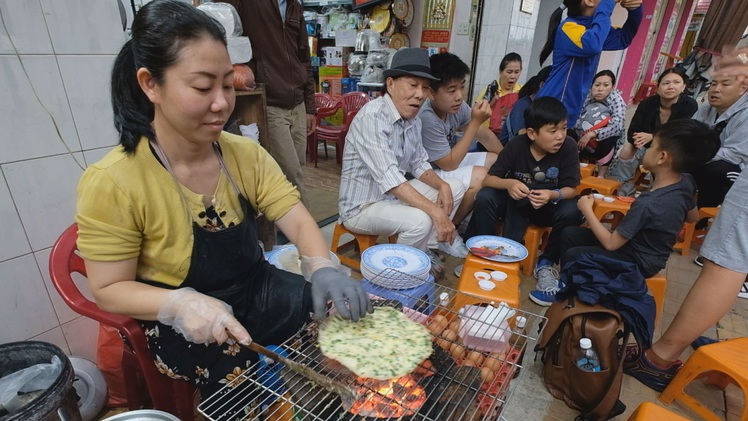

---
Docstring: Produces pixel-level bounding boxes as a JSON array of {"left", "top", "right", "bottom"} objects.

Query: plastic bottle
[
  {"left": 509, "top": 316, "right": 527, "bottom": 378},
  {"left": 576, "top": 338, "right": 602, "bottom": 372}
]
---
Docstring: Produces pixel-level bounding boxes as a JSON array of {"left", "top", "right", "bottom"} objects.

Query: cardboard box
[
  {"left": 322, "top": 46, "right": 353, "bottom": 67},
  {"left": 318, "top": 66, "right": 349, "bottom": 78},
  {"left": 319, "top": 76, "right": 342, "bottom": 98}
]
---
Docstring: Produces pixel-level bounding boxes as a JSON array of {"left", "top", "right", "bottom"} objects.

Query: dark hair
[
  {"left": 657, "top": 67, "right": 688, "bottom": 85},
  {"left": 518, "top": 66, "right": 552, "bottom": 98},
  {"left": 593, "top": 69, "right": 616, "bottom": 86},
  {"left": 524, "top": 96, "right": 568, "bottom": 131},
  {"left": 111, "top": 0, "right": 226, "bottom": 153},
  {"left": 539, "top": 0, "right": 584, "bottom": 65},
  {"left": 653, "top": 119, "right": 721, "bottom": 172},
  {"left": 500, "top": 52, "right": 523, "bottom": 71},
  {"left": 428, "top": 52, "right": 470, "bottom": 91}
]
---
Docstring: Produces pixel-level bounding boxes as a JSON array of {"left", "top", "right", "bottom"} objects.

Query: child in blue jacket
[{"left": 536, "top": 0, "right": 643, "bottom": 126}]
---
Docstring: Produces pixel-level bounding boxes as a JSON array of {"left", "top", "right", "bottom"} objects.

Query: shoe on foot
[
  {"left": 453, "top": 264, "right": 463, "bottom": 278},
  {"left": 529, "top": 285, "right": 560, "bottom": 307},
  {"left": 739, "top": 281, "right": 748, "bottom": 299},
  {"left": 623, "top": 348, "right": 682, "bottom": 392},
  {"left": 694, "top": 255, "right": 704, "bottom": 267},
  {"left": 533, "top": 265, "right": 560, "bottom": 290},
  {"left": 426, "top": 249, "right": 445, "bottom": 281},
  {"left": 438, "top": 235, "right": 469, "bottom": 259}
]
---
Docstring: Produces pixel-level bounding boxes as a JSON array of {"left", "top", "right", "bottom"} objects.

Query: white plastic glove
[{"left": 156, "top": 287, "right": 252, "bottom": 345}]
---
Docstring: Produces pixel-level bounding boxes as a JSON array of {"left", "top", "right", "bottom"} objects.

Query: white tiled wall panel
[
  {"left": 31, "top": 326, "right": 71, "bottom": 355},
  {"left": 40, "top": 0, "right": 125, "bottom": 55},
  {"left": 0, "top": 174, "right": 31, "bottom": 261},
  {"left": 0, "top": 255, "right": 59, "bottom": 342},
  {"left": 57, "top": 55, "right": 119, "bottom": 151},
  {"left": 3, "top": 153, "right": 82, "bottom": 251},
  {"left": 0, "top": 56, "right": 77, "bottom": 163},
  {"left": 0, "top": 0, "right": 53, "bottom": 54},
  {"left": 0, "top": 10, "right": 15, "bottom": 54},
  {"left": 35, "top": 248, "right": 85, "bottom": 325},
  {"left": 83, "top": 147, "right": 114, "bottom": 168},
  {"left": 61, "top": 316, "right": 99, "bottom": 362}
]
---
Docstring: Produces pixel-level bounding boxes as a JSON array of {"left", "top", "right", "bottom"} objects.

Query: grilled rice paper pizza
[{"left": 319, "top": 306, "right": 433, "bottom": 379}]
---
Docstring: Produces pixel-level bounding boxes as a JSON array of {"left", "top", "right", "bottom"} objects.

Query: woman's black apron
[{"left": 139, "top": 142, "right": 312, "bottom": 397}]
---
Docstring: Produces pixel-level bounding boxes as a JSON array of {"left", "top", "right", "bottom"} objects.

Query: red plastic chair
[
  {"left": 48, "top": 224, "right": 196, "bottom": 419},
  {"left": 314, "top": 92, "right": 370, "bottom": 166},
  {"left": 308, "top": 93, "right": 337, "bottom": 166}
]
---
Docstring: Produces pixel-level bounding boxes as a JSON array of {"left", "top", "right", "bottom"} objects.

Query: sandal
[{"left": 623, "top": 347, "right": 682, "bottom": 392}]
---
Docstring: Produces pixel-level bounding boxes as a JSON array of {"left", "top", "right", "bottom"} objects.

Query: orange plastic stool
[
  {"left": 645, "top": 274, "right": 667, "bottom": 329},
  {"left": 579, "top": 164, "right": 594, "bottom": 178},
  {"left": 463, "top": 251, "right": 520, "bottom": 276},
  {"left": 592, "top": 197, "right": 631, "bottom": 231},
  {"left": 576, "top": 176, "right": 621, "bottom": 196},
  {"left": 659, "top": 337, "right": 748, "bottom": 421},
  {"left": 330, "top": 223, "right": 395, "bottom": 271},
  {"left": 520, "top": 225, "right": 551, "bottom": 276},
  {"left": 673, "top": 207, "right": 720, "bottom": 255},
  {"left": 455, "top": 262, "right": 521, "bottom": 309},
  {"left": 627, "top": 402, "right": 689, "bottom": 420}
]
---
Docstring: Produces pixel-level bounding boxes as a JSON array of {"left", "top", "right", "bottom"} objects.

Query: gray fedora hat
[{"left": 383, "top": 48, "right": 439, "bottom": 81}]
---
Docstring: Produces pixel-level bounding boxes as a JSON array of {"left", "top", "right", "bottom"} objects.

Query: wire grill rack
[{"left": 198, "top": 268, "right": 546, "bottom": 421}]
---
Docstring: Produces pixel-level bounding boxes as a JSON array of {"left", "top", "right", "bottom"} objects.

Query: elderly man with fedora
[{"left": 338, "top": 48, "right": 469, "bottom": 273}]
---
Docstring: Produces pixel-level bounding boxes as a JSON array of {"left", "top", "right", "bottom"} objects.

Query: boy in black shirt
[
  {"left": 466, "top": 97, "right": 584, "bottom": 300},
  {"left": 547, "top": 119, "right": 721, "bottom": 306}
]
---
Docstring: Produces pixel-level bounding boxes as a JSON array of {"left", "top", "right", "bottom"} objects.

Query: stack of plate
[{"left": 361, "top": 244, "right": 431, "bottom": 289}]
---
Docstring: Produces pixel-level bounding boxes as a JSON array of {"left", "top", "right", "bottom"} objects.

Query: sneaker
[
  {"left": 694, "top": 255, "right": 704, "bottom": 267},
  {"left": 533, "top": 265, "right": 560, "bottom": 290},
  {"left": 623, "top": 347, "right": 682, "bottom": 392},
  {"left": 438, "top": 235, "right": 469, "bottom": 259},
  {"left": 453, "top": 264, "right": 463, "bottom": 278},
  {"left": 529, "top": 284, "right": 560, "bottom": 306},
  {"left": 739, "top": 281, "right": 748, "bottom": 299},
  {"left": 426, "top": 249, "right": 445, "bottom": 281}
]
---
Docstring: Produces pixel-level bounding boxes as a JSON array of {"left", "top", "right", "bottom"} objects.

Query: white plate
[
  {"left": 361, "top": 244, "right": 430, "bottom": 276},
  {"left": 267, "top": 246, "right": 339, "bottom": 275},
  {"left": 70, "top": 357, "right": 107, "bottom": 421},
  {"left": 465, "top": 235, "right": 529, "bottom": 263}
]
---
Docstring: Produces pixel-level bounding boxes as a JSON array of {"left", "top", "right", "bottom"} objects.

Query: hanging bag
[{"left": 535, "top": 297, "right": 630, "bottom": 421}]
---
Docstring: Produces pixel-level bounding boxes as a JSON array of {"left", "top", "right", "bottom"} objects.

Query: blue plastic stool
[{"left": 361, "top": 277, "right": 437, "bottom": 315}]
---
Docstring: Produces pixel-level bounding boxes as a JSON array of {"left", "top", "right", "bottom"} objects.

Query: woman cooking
[
  {"left": 75, "top": 0, "right": 370, "bottom": 398},
  {"left": 611, "top": 67, "right": 698, "bottom": 195}
]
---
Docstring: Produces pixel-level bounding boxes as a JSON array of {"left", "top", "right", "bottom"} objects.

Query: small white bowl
[
  {"left": 580, "top": 163, "right": 589, "bottom": 167},
  {"left": 478, "top": 279, "right": 497, "bottom": 291},
  {"left": 592, "top": 193, "right": 604, "bottom": 200},
  {"left": 474, "top": 271, "right": 491, "bottom": 281},
  {"left": 603, "top": 196, "right": 615, "bottom": 203},
  {"left": 490, "top": 270, "right": 508, "bottom": 281}
]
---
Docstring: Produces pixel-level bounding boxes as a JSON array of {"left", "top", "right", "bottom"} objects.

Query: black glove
[{"left": 310, "top": 267, "right": 373, "bottom": 321}]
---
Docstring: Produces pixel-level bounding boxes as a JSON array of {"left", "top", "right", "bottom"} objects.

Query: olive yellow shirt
[{"left": 76, "top": 132, "right": 300, "bottom": 287}]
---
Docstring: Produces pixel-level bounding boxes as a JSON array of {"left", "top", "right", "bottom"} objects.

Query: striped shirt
[{"left": 339, "top": 95, "right": 433, "bottom": 221}]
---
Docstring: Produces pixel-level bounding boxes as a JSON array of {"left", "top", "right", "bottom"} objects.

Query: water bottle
[{"left": 576, "top": 338, "right": 601, "bottom": 372}]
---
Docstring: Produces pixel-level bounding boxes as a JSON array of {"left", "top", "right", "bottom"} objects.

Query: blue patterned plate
[
  {"left": 361, "top": 244, "right": 430, "bottom": 278},
  {"left": 465, "top": 235, "right": 528, "bottom": 263}
]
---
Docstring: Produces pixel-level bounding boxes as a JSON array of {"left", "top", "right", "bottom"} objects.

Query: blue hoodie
[{"left": 537, "top": 0, "right": 642, "bottom": 126}]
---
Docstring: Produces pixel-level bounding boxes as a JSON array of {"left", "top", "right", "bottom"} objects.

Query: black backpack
[{"left": 535, "top": 297, "right": 630, "bottom": 421}]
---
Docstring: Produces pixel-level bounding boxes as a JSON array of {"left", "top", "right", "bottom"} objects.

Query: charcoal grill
[{"left": 198, "top": 269, "right": 545, "bottom": 421}]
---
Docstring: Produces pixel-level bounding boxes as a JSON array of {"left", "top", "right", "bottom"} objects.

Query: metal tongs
[{"left": 469, "top": 247, "right": 520, "bottom": 259}]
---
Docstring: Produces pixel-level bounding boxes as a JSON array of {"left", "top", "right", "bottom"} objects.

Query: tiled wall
[
  {"left": 472, "top": 0, "right": 541, "bottom": 100},
  {"left": 0, "top": 0, "right": 125, "bottom": 361}
]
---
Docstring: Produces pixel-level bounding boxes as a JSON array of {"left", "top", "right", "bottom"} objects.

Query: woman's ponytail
[
  {"left": 110, "top": 39, "right": 155, "bottom": 153},
  {"left": 539, "top": 6, "right": 565, "bottom": 66}
]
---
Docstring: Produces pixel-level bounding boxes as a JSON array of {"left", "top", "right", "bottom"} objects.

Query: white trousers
[{"left": 344, "top": 178, "right": 465, "bottom": 251}]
